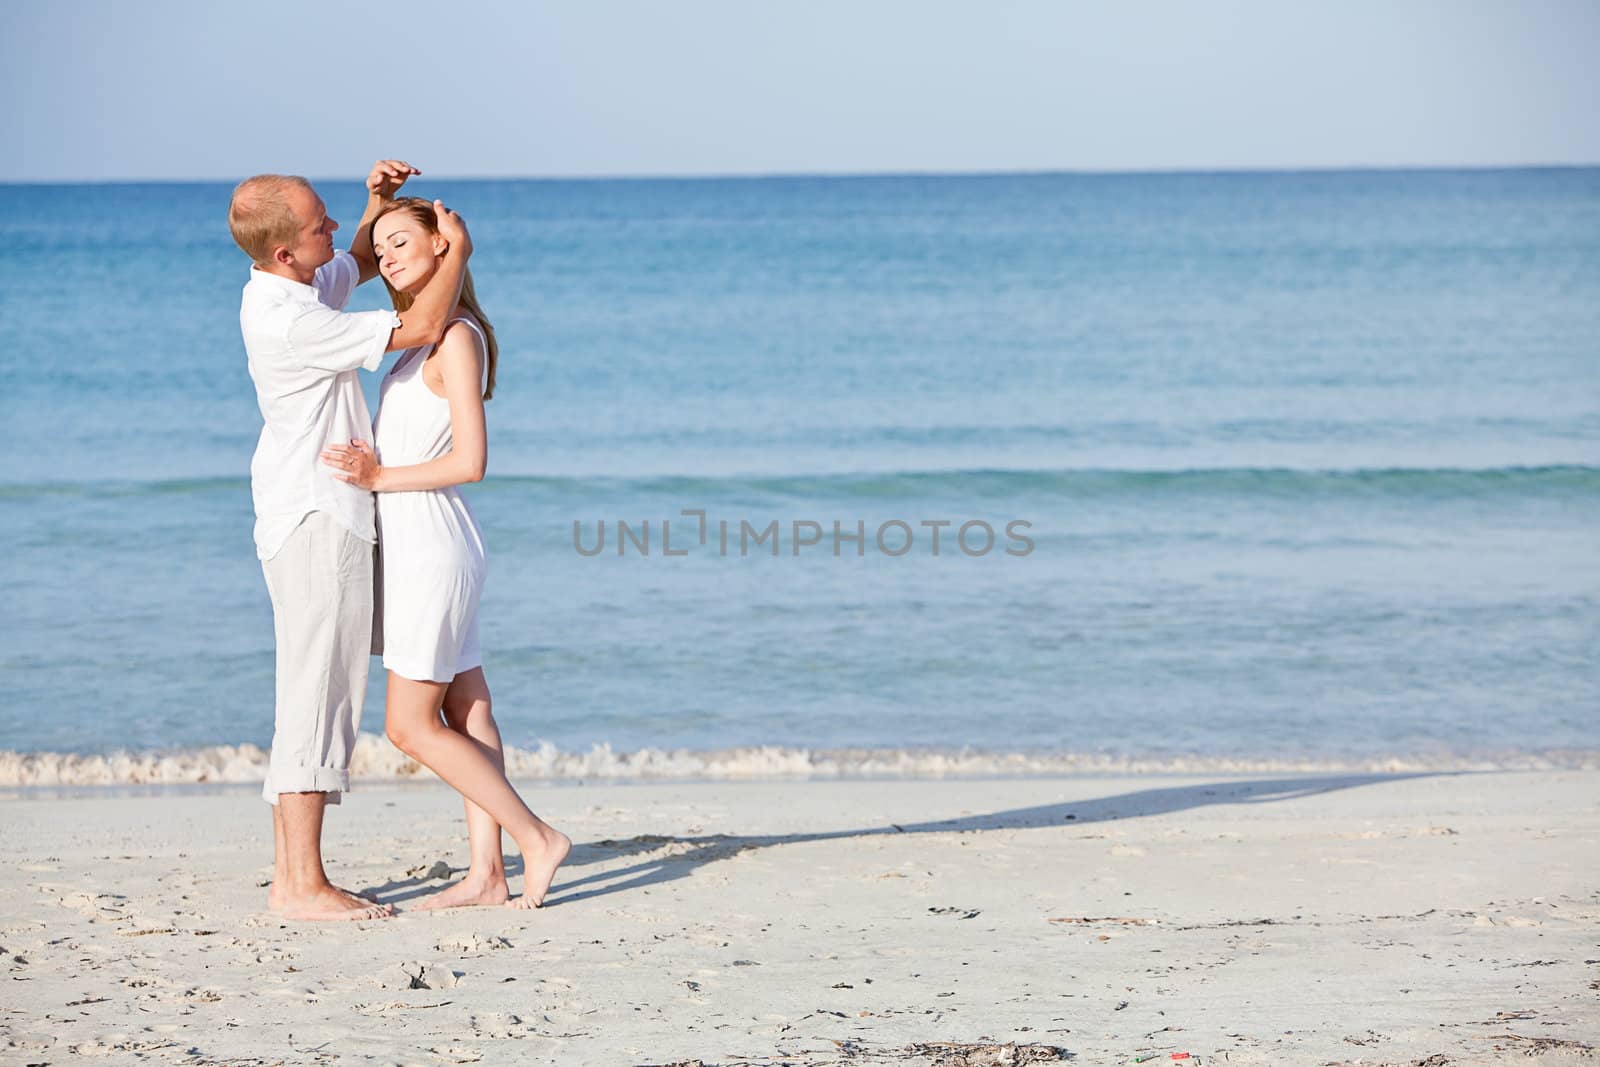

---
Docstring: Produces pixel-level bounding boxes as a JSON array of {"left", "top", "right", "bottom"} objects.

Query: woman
[{"left": 323, "top": 197, "right": 569, "bottom": 910}]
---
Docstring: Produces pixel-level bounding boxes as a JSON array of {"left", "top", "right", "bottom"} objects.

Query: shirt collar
[{"left": 247, "top": 264, "right": 318, "bottom": 299}]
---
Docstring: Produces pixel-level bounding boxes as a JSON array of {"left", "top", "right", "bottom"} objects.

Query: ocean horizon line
[{"left": 5, "top": 161, "right": 1600, "bottom": 188}]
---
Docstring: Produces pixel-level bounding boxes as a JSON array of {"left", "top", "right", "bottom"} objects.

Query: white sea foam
[{"left": 0, "top": 734, "right": 1595, "bottom": 790}]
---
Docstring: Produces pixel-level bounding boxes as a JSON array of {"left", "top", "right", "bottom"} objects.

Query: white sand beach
[{"left": 1, "top": 770, "right": 1596, "bottom": 1065}]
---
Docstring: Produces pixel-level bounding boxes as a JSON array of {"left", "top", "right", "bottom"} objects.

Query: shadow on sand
[{"left": 368, "top": 770, "right": 1445, "bottom": 909}]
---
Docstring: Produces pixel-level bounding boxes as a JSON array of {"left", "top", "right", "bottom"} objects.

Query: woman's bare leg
[
  {"left": 412, "top": 668, "right": 511, "bottom": 909},
  {"left": 385, "top": 670, "right": 570, "bottom": 907}
]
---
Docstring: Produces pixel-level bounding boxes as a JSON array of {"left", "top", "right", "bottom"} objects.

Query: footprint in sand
[
  {"left": 434, "top": 933, "right": 512, "bottom": 955},
  {"left": 4, "top": 1038, "right": 55, "bottom": 1056},
  {"left": 470, "top": 1013, "right": 539, "bottom": 1039},
  {"left": 69, "top": 1036, "right": 174, "bottom": 1057},
  {"left": 55, "top": 891, "right": 128, "bottom": 920},
  {"left": 383, "top": 960, "right": 464, "bottom": 990}
]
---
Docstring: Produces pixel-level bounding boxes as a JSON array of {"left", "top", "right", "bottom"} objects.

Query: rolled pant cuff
[{"left": 262, "top": 766, "right": 351, "bottom": 806}]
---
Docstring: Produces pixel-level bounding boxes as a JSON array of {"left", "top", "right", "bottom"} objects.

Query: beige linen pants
[{"left": 259, "top": 511, "right": 373, "bottom": 805}]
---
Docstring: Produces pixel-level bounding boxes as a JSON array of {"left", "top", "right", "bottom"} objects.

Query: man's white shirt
[{"left": 240, "top": 250, "right": 401, "bottom": 560}]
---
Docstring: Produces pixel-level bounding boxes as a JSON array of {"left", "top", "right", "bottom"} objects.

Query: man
[{"left": 228, "top": 161, "right": 471, "bottom": 920}]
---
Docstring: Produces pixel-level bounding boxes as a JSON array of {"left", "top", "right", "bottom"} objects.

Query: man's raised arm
[
  {"left": 350, "top": 159, "right": 421, "bottom": 285},
  {"left": 386, "top": 202, "right": 473, "bottom": 353}
]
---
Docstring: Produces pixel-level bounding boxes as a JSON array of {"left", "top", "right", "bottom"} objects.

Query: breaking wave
[{"left": 1, "top": 734, "right": 1595, "bottom": 790}]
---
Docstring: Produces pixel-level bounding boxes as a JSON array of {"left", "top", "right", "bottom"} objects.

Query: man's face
[{"left": 281, "top": 184, "right": 338, "bottom": 269}]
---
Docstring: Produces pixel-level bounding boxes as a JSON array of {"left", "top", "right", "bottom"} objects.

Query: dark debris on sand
[
  {"left": 638, "top": 1042, "right": 1070, "bottom": 1067},
  {"left": 898, "top": 1043, "right": 1069, "bottom": 1066}
]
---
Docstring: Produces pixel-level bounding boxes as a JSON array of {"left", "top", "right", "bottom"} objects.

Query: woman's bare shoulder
[{"left": 422, "top": 317, "right": 484, "bottom": 362}]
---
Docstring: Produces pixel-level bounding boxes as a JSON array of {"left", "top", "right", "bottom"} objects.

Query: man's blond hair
[{"left": 227, "top": 174, "right": 313, "bottom": 265}]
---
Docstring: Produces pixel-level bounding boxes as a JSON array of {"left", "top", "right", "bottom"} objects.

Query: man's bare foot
[
  {"left": 509, "top": 827, "right": 572, "bottom": 908},
  {"left": 269, "top": 882, "right": 380, "bottom": 912},
  {"left": 413, "top": 874, "right": 510, "bottom": 911},
  {"left": 273, "top": 883, "right": 395, "bottom": 922}
]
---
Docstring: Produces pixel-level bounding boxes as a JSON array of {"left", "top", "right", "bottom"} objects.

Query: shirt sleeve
[
  {"left": 285, "top": 304, "right": 401, "bottom": 374},
  {"left": 312, "top": 250, "right": 361, "bottom": 311}
]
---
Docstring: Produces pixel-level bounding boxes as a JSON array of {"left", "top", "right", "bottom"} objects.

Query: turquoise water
[{"left": 1, "top": 169, "right": 1597, "bottom": 765}]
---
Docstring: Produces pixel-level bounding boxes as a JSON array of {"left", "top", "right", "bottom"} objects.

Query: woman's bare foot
[
  {"left": 413, "top": 873, "right": 510, "bottom": 911},
  {"left": 273, "top": 883, "right": 394, "bottom": 922},
  {"left": 509, "top": 827, "right": 572, "bottom": 908}
]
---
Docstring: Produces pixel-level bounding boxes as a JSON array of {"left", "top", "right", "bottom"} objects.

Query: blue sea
[{"left": 2, "top": 168, "right": 1597, "bottom": 780}]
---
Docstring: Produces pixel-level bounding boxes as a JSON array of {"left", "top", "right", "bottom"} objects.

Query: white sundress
[{"left": 371, "top": 317, "right": 490, "bottom": 683}]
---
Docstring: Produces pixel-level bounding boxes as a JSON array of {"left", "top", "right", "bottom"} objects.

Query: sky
[{"left": 4, "top": 0, "right": 1598, "bottom": 182}]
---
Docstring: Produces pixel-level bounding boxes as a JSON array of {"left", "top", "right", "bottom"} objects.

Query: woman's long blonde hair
[{"left": 373, "top": 197, "right": 499, "bottom": 399}]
